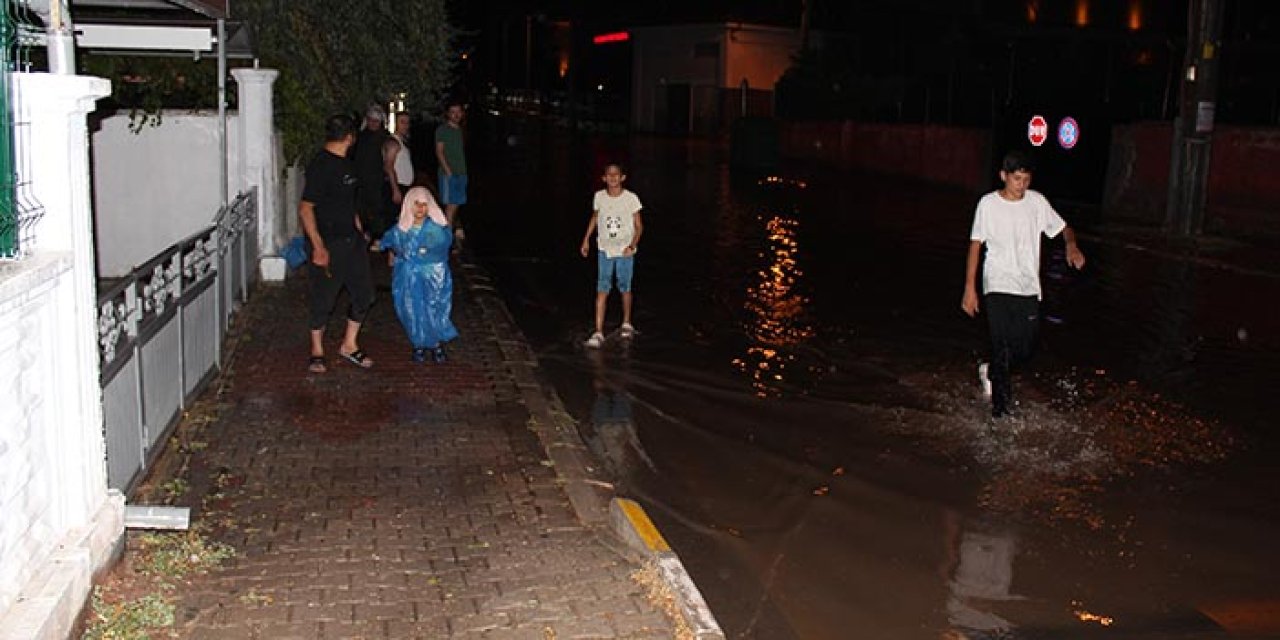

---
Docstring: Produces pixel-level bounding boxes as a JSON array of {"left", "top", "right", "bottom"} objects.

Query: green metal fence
[
  {"left": 1, "top": 0, "right": 15, "bottom": 258},
  {"left": 0, "top": 0, "right": 43, "bottom": 259}
]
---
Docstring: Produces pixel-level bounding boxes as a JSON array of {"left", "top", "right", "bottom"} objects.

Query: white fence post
[
  {"left": 11, "top": 72, "right": 112, "bottom": 526},
  {"left": 230, "top": 68, "right": 283, "bottom": 281}
]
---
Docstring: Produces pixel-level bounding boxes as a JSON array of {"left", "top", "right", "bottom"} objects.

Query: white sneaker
[
  {"left": 978, "top": 362, "right": 992, "bottom": 398},
  {"left": 585, "top": 332, "right": 605, "bottom": 349},
  {"left": 619, "top": 323, "right": 636, "bottom": 338}
]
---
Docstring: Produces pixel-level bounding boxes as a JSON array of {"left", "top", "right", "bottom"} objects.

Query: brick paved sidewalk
[{"left": 144, "top": 258, "right": 678, "bottom": 639}]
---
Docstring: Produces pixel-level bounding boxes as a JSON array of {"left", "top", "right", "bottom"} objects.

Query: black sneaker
[
  {"left": 432, "top": 346, "right": 447, "bottom": 364},
  {"left": 412, "top": 348, "right": 428, "bottom": 363}
]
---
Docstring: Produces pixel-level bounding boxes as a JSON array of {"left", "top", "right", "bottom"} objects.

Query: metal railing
[
  {"left": 1, "top": 0, "right": 47, "bottom": 259},
  {"left": 98, "top": 188, "right": 257, "bottom": 491}
]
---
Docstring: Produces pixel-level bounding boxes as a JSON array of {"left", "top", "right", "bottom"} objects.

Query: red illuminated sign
[
  {"left": 1028, "top": 115, "right": 1048, "bottom": 147},
  {"left": 593, "top": 32, "right": 630, "bottom": 45}
]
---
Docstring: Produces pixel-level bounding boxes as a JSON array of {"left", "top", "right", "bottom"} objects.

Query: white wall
[
  {"left": 630, "top": 24, "right": 798, "bottom": 132},
  {"left": 0, "top": 256, "right": 123, "bottom": 626},
  {"left": 91, "top": 111, "right": 243, "bottom": 278},
  {"left": 630, "top": 25, "right": 723, "bottom": 132},
  {"left": 0, "top": 256, "right": 71, "bottom": 618},
  {"left": 723, "top": 25, "right": 799, "bottom": 92},
  {"left": 0, "top": 71, "right": 125, "bottom": 640}
]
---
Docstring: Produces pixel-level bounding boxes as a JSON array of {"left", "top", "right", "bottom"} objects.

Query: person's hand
[
  {"left": 961, "top": 287, "right": 979, "bottom": 317},
  {"left": 311, "top": 245, "right": 330, "bottom": 268},
  {"left": 1066, "top": 244, "right": 1086, "bottom": 269},
  {"left": 580, "top": 240, "right": 590, "bottom": 257},
  {"left": 622, "top": 245, "right": 636, "bottom": 257}
]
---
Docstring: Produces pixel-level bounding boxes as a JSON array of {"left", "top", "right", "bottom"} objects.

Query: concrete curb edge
[{"left": 611, "top": 498, "right": 726, "bottom": 640}]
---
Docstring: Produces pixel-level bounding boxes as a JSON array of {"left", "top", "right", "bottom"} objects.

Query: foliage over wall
[
  {"left": 236, "top": 0, "right": 457, "bottom": 163},
  {"left": 81, "top": 0, "right": 457, "bottom": 163},
  {"left": 82, "top": 56, "right": 225, "bottom": 132}
]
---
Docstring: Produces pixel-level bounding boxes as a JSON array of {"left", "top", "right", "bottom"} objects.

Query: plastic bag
[{"left": 282, "top": 235, "right": 308, "bottom": 269}]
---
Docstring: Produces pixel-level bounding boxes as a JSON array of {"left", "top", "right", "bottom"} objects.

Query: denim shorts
[
  {"left": 439, "top": 174, "right": 468, "bottom": 205},
  {"left": 597, "top": 253, "right": 635, "bottom": 293}
]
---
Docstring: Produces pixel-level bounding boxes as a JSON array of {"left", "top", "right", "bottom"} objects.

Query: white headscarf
[
  {"left": 361, "top": 104, "right": 386, "bottom": 131},
  {"left": 397, "top": 186, "right": 448, "bottom": 231}
]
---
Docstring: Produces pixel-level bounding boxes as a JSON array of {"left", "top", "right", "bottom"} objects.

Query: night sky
[{"left": 451, "top": 0, "right": 1280, "bottom": 129}]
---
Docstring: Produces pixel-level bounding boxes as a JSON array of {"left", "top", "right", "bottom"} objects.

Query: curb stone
[
  {"left": 611, "top": 499, "right": 726, "bottom": 640},
  {"left": 457, "top": 259, "right": 726, "bottom": 639}
]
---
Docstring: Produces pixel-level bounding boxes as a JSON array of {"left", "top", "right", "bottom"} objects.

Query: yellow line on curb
[{"left": 617, "top": 498, "right": 671, "bottom": 552}]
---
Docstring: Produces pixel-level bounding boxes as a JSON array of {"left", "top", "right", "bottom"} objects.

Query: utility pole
[
  {"left": 1165, "top": 0, "right": 1225, "bottom": 237},
  {"left": 525, "top": 14, "right": 533, "bottom": 91},
  {"left": 800, "top": 0, "right": 812, "bottom": 52}
]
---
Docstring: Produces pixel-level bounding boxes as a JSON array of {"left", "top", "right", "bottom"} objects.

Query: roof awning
[
  {"left": 72, "top": 0, "right": 227, "bottom": 19},
  {"left": 20, "top": 0, "right": 249, "bottom": 57},
  {"left": 74, "top": 19, "right": 254, "bottom": 58}
]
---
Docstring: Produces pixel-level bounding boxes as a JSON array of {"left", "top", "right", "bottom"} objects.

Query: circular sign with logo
[
  {"left": 1028, "top": 115, "right": 1048, "bottom": 147},
  {"left": 1058, "top": 117, "right": 1080, "bottom": 150}
]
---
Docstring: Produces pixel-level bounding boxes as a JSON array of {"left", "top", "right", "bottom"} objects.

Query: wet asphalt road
[{"left": 462, "top": 117, "right": 1280, "bottom": 639}]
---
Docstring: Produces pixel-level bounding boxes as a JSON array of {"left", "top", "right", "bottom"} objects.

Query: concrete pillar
[
  {"left": 3, "top": 71, "right": 124, "bottom": 640},
  {"left": 12, "top": 72, "right": 111, "bottom": 513},
  {"left": 230, "top": 67, "right": 284, "bottom": 281}
]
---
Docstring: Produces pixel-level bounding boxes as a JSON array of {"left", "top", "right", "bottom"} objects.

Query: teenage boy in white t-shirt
[
  {"left": 579, "top": 164, "right": 644, "bottom": 349},
  {"left": 962, "top": 151, "right": 1086, "bottom": 418}
]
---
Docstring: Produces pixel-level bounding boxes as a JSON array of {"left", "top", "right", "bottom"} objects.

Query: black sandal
[
  {"left": 339, "top": 349, "right": 374, "bottom": 368},
  {"left": 307, "top": 355, "right": 327, "bottom": 374}
]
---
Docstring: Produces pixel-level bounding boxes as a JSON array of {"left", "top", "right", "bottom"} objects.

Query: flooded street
[{"left": 465, "top": 120, "right": 1280, "bottom": 639}]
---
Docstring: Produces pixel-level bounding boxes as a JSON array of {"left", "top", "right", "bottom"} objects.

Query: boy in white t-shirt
[
  {"left": 961, "top": 151, "right": 1086, "bottom": 418},
  {"left": 579, "top": 164, "right": 644, "bottom": 348}
]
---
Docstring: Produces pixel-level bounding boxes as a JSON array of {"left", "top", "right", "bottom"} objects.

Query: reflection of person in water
[
  {"left": 941, "top": 509, "right": 1018, "bottom": 634},
  {"left": 583, "top": 350, "right": 655, "bottom": 478},
  {"left": 591, "top": 375, "right": 633, "bottom": 428}
]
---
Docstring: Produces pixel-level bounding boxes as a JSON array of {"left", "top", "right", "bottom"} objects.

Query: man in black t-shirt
[{"left": 299, "top": 114, "right": 375, "bottom": 373}]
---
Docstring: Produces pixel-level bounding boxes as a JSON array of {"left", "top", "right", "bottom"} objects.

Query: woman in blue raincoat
[{"left": 379, "top": 186, "right": 458, "bottom": 363}]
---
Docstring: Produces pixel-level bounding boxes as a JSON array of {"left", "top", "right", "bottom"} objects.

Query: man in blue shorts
[{"left": 434, "top": 101, "right": 468, "bottom": 247}]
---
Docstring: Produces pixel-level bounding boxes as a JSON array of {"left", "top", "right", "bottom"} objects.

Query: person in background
[
  {"left": 353, "top": 104, "right": 390, "bottom": 247},
  {"left": 435, "top": 101, "right": 468, "bottom": 249},
  {"left": 384, "top": 111, "right": 415, "bottom": 212}
]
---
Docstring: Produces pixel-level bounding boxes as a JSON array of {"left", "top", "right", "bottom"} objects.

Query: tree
[
  {"left": 237, "top": 0, "right": 458, "bottom": 162},
  {"left": 81, "top": 0, "right": 458, "bottom": 163}
]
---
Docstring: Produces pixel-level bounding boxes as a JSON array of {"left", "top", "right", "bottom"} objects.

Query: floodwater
[{"left": 464, "top": 118, "right": 1280, "bottom": 639}]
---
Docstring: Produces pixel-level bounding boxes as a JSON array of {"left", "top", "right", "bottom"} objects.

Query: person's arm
[
  {"left": 378, "top": 227, "right": 399, "bottom": 253},
  {"left": 1062, "top": 226, "right": 1086, "bottom": 269},
  {"left": 580, "top": 212, "right": 599, "bottom": 257},
  {"left": 383, "top": 138, "right": 402, "bottom": 205},
  {"left": 623, "top": 211, "right": 643, "bottom": 256},
  {"left": 435, "top": 138, "right": 452, "bottom": 176},
  {"left": 299, "top": 200, "right": 329, "bottom": 267},
  {"left": 961, "top": 240, "right": 982, "bottom": 317}
]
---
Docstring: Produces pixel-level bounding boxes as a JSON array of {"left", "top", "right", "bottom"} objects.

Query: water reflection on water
[{"left": 734, "top": 211, "right": 814, "bottom": 398}]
